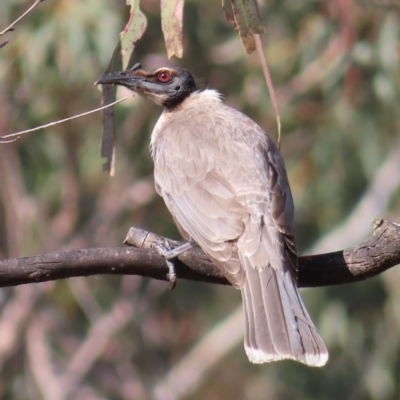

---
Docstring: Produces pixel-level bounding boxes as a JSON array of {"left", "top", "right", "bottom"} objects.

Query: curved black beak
[
  {"left": 94, "top": 71, "right": 133, "bottom": 87},
  {"left": 95, "top": 63, "right": 144, "bottom": 87}
]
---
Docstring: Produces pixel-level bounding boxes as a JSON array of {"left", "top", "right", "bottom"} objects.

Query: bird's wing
[
  {"left": 239, "top": 134, "right": 298, "bottom": 278},
  {"left": 152, "top": 116, "right": 249, "bottom": 287}
]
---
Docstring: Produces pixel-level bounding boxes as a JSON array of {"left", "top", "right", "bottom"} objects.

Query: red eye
[{"left": 158, "top": 71, "right": 171, "bottom": 83}]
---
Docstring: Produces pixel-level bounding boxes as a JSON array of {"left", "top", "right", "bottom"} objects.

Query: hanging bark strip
[{"left": 98, "top": 0, "right": 147, "bottom": 175}]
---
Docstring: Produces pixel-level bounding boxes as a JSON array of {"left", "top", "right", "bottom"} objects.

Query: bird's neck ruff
[{"left": 166, "top": 89, "right": 222, "bottom": 112}]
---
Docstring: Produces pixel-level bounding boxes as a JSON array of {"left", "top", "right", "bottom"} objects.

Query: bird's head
[{"left": 95, "top": 63, "right": 197, "bottom": 110}]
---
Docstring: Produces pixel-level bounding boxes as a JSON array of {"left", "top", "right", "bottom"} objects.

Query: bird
[{"left": 96, "top": 64, "right": 328, "bottom": 366}]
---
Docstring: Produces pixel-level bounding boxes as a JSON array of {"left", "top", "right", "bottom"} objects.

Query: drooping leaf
[
  {"left": 120, "top": 0, "right": 147, "bottom": 70},
  {"left": 224, "top": 0, "right": 266, "bottom": 54},
  {"left": 242, "top": 0, "right": 265, "bottom": 35},
  {"left": 230, "top": 0, "right": 255, "bottom": 53},
  {"left": 222, "top": 0, "right": 235, "bottom": 24},
  {"left": 161, "top": 0, "right": 184, "bottom": 59}
]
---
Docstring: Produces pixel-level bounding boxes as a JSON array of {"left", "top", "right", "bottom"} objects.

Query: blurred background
[{"left": 1, "top": 0, "right": 400, "bottom": 399}]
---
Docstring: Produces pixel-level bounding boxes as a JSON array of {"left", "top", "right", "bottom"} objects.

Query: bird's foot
[{"left": 151, "top": 240, "right": 197, "bottom": 289}]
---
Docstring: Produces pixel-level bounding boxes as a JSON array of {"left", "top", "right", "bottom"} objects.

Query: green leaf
[
  {"left": 161, "top": 0, "right": 184, "bottom": 59},
  {"left": 222, "top": 0, "right": 234, "bottom": 24},
  {"left": 230, "top": 0, "right": 254, "bottom": 53},
  {"left": 225, "top": 0, "right": 266, "bottom": 54},
  {"left": 242, "top": 0, "right": 265, "bottom": 35},
  {"left": 120, "top": 0, "right": 148, "bottom": 69}
]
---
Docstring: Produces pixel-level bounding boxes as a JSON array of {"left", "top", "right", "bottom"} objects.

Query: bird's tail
[{"left": 241, "top": 264, "right": 328, "bottom": 366}]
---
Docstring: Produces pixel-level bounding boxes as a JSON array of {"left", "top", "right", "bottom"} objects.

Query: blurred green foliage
[{"left": 0, "top": 0, "right": 400, "bottom": 399}]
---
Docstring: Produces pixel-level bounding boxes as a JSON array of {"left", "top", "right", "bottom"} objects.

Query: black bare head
[{"left": 95, "top": 63, "right": 197, "bottom": 110}]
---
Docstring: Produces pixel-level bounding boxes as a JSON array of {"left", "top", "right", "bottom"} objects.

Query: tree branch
[
  {"left": 0, "top": 217, "right": 399, "bottom": 288},
  {"left": 0, "top": 0, "right": 45, "bottom": 36}
]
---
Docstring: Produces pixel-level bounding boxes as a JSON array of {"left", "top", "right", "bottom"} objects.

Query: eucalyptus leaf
[
  {"left": 161, "top": 0, "right": 184, "bottom": 59},
  {"left": 224, "top": 0, "right": 266, "bottom": 54}
]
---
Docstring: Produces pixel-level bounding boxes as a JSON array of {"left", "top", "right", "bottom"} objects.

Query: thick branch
[{"left": 0, "top": 217, "right": 398, "bottom": 288}]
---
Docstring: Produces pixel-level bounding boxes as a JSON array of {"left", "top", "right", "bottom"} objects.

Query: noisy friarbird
[{"left": 96, "top": 64, "right": 328, "bottom": 366}]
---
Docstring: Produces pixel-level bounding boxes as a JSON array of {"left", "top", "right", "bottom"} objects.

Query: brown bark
[{"left": 0, "top": 217, "right": 398, "bottom": 288}]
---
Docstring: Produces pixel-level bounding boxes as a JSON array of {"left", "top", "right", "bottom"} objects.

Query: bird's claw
[
  {"left": 151, "top": 240, "right": 172, "bottom": 258},
  {"left": 166, "top": 259, "right": 177, "bottom": 289},
  {"left": 151, "top": 240, "right": 177, "bottom": 289},
  {"left": 151, "top": 239, "right": 196, "bottom": 289}
]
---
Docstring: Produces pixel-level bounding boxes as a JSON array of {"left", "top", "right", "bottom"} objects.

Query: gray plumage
[{"left": 96, "top": 66, "right": 328, "bottom": 366}]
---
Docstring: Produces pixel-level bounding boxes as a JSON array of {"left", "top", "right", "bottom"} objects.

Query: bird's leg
[{"left": 151, "top": 240, "right": 197, "bottom": 289}]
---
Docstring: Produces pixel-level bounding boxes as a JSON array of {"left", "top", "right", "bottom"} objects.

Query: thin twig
[
  {"left": 254, "top": 34, "right": 282, "bottom": 148},
  {"left": 0, "top": 98, "right": 127, "bottom": 143},
  {"left": 0, "top": 0, "right": 44, "bottom": 36},
  {"left": 0, "top": 136, "right": 19, "bottom": 143},
  {"left": 0, "top": 40, "right": 9, "bottom": 49}
]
